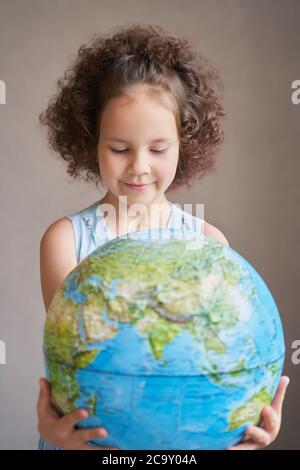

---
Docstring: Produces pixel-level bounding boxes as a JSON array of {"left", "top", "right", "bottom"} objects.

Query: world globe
[{"left": 43, "top": 227, "right": 285, "bottom": 450}]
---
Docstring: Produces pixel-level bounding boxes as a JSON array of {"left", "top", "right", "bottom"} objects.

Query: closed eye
[
  {"left": 110, "top": 148, "right": 167, "bottom": 154},
  {"left": 151, "top": 149, "right": 167, "bottom": 153}
]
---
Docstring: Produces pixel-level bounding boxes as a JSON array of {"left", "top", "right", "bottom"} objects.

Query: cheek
[
  {"left": 156, "top": 155, "right": 178, "bottom": 179},
  {"left": 99, "top": 154, "right": 122, "bottom": 177}
]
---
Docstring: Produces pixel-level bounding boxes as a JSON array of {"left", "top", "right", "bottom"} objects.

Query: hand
[
  {"left": 227, "top": 375, "right": 290, "bottom": 450},
  {"left": 37, "top": 377, "right": 119, "bottom": 450}
]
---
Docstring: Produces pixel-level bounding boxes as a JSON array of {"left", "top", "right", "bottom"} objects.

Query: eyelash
[{"left": 110, "top": 148, "right": 167, "bottom": 154}]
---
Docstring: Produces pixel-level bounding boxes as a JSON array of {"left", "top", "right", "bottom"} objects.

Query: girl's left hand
[{"left": 227, "top": 376, "right": 290, "bottom": 450}]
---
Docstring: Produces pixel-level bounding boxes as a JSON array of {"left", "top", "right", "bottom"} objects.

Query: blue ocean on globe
[{"left": 44, "top": 227, "right": 285, "bottom": 450}]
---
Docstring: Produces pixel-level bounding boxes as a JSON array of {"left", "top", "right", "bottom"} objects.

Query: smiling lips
[{"left": 123, "top": 182, "right": 153, "bottom": 191}]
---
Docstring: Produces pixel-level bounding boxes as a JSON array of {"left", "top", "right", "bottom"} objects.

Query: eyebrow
[{"left": 105, "top": 138, "right": 172, "bottom": 144}]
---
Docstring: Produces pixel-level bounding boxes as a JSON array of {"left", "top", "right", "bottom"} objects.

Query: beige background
[{"left": 0, "top": 0, "right": 299, "bottom": 450}]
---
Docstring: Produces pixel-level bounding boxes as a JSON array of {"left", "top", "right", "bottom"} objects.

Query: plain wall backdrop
[{"left": 0, "top": 0, "right": 299, "bottom": 449}]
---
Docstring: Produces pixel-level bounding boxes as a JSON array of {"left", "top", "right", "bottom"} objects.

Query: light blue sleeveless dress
[{"left": 38, "top": 198, "right": 205, "bottom": 450}]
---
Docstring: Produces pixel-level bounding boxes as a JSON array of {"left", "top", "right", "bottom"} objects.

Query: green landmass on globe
[{"left": 43, "top": 228, "right": 285, "bottom": 450}]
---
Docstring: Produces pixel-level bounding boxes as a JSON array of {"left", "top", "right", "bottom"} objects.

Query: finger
[
  {"left": 37, "top": 378, "right": 52, "bottom": 416},
  {"left": 271, "top": 376, "right": 290, "bottom": 414},
  {"left": 244, "top": 425, "right": 272, "bottom": 448},
  {"left": 80, "top": 443, "right": 119, "bottom": 450},
  {"left": 59, "top": 409, "right": 89, "bottom": 431},
  {"left": 75, "top": 427, "right": 108, "bottom": 444},
  {"left": 227, "top": 441, "right": 259, "bottom": 450},
  {"left": 260, "top": 406, "right": 279, "bottom": 434}
]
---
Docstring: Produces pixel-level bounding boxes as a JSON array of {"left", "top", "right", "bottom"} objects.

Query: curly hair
[{"left": 39, "top": 23, "right": 225, "bottom": 191}]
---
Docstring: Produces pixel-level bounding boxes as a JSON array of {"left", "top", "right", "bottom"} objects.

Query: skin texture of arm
[
  {"left": 38, "top": 217, "right": 117, "bottom": 450},
  {"left": 40, "top": 217, "right": 78, "bottom": 312},
  {"left": 203, "top": 221, "right": 230, "bottom": 247}
]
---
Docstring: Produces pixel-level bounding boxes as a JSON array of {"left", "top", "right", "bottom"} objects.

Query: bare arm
[
  {"left": 203, "top": 222, "right": 230, "bottom": 247},
  {"left": 40, "top": 217, "right": 77, "bottom": 312},
  {"left": 38, "top": 217, "right": 116, "bottom": 449}
]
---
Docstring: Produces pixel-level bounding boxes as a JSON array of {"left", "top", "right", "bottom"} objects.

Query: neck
[{"left": 98, "top": 191, "right": 172, "bottom": 236}]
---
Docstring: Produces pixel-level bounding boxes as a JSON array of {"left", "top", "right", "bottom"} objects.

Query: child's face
[{"left": 96, "top": 90, "right": 180, "bottom": 206}]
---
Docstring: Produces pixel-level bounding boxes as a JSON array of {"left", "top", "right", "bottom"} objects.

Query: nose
[{"left": 128, "top": 151, "right": 151, "bottom": 176}]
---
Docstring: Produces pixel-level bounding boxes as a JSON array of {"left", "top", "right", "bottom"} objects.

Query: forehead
[
  {"left": 105, "top": 136, "right": 172, "bottom": 144},
  {"left": 100, "top": 91, "right": 178, "bottom": 138}
]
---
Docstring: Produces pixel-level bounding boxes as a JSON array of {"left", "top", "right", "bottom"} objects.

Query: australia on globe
[{"left": 43, "top": 227, "right": 285, "bottom": 450}]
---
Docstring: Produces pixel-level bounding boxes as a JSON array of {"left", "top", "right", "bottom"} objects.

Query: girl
[{"left": 37, "top": 23, "right": 289, "bottom": 450}]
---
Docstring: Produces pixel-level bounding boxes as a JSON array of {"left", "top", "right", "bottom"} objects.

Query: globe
[{"left": 43, "top": 227, "right": 285, "bottom": 450}]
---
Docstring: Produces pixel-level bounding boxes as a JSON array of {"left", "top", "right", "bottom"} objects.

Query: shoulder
[
  {"left": 203, "top": 222, "right": 230, "bottom": 247},
  {"left": 40, "top": 217, "right": 77, "bottom": 312},
  {"left": 40, "top": 217, "right": 75, "bottom": 251}
]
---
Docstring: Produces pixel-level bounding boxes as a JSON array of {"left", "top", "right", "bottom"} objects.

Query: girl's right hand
[{"left": 37, "top": 377, "right": 119, "bottom": 450}]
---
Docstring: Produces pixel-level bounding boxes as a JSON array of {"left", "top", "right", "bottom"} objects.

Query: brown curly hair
[{"left": 39, "top": 23, "right": 225, "bottom": 191}]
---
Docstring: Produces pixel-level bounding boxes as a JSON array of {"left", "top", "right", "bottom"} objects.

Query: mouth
[{"left": 123, "top": 182, "right": 153, "bottom": 190}]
